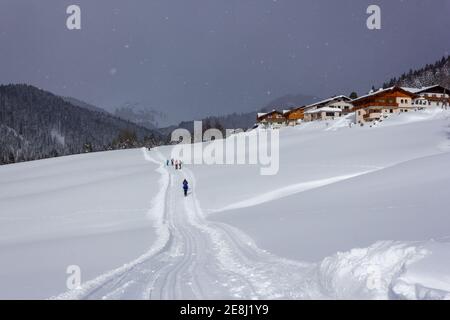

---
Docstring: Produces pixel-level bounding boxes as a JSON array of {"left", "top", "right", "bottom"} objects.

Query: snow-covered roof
[
  {"left": 352, "top": 86, "right": 417, "bottom": 102},
  {"left": 404, "top": 85, "right": 449, "bottom": 95},
  {"left": 305, "top": 107, "right": 342, "bottom": 114},
  {"left": 283, "top": 110, "right": 291, "bottom": 114},
  {"left": 401, "top": 87, "right": 422, "bottom": 94},
  {"left": 257, "top": 109, "right": 283, "bottom": 119},
  {"left": 353, "top": 87, "right": 395, "bottom": 101},
  {"left": 325, "top": 100, "right": 353, "bottom": 107},
  {"left": 304, "top": 95, "right": 350, "bottom": 109}
]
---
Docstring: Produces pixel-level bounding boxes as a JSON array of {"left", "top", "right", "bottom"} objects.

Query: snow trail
[
  {"left": 52, "top": 148, "right": 450, "bottom": 300},
  {"left": 53, "top": 148, "right": 325, "bottom": 299}
]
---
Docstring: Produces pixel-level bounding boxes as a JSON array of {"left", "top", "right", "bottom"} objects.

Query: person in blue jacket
[{"left": 182, "top": 179, "right": 189, "bottom": 197}]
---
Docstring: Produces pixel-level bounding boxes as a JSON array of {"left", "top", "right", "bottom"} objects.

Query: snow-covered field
[
  {"left": 0, "top": 150, "right": 162, "bottom": 299},
  {"left": 1, "top": 108, "right": 450, "bottom": 299}
]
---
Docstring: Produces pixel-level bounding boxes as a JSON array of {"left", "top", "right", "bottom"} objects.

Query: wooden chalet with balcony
[
  {"left": 352, "top": 86, "right": 418, "bottom": 124},
  {"left": 256, "top": 110, "right": 287, "bottom": 128},
  {"left": 303, "top": 95, "right": 352, "bottom": 122},
  {"left": 284, "top": 108, "right": 305, "bottom": 126},
  {"left": 404, "top": 85, "right": 450, "bottom": 109}
]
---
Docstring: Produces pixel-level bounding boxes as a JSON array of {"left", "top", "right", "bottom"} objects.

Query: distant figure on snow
[
  {"left": 182, "top": 179, "right": 189, "bottom": 197},
  {"left": 175, "top": 160, "right": 179, "bottom": 170},
  {"left": 166, "top": 159, "right": 170, "bottom": 166},
  {"left": 171, "top": 159, "right": 174, "bottom": 166},
  {"left": 179, "top": 160, "right": 182, "bottom": 170}
]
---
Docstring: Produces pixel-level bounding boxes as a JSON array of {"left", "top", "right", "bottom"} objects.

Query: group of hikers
[
  {"left": 166, "top": 158, "right": 189, "bottom": 197},
  {"left": 166, "top": 158, "right": 183, "bottom": 170}
]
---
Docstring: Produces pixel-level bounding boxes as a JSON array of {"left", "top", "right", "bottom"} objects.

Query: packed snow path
[
  {"left": 54, "top": 141, "right": 450, "bottom": 300},
  {"left": 57, "top": 149, "right": 325, "bottom": 300}
]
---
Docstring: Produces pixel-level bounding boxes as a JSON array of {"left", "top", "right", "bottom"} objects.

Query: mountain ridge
[{"left": 0, "top": 84, "right": 163, "bottom": 165}]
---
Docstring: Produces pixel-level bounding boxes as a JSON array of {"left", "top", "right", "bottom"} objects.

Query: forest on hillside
[{"left": 0, "top": 85, "right": 162, "bottom": 165}]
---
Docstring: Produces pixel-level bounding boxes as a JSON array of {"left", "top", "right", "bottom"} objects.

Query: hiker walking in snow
[
  {"left": 182, "top": 179, "right": 189, "bottom": 197},
  {"left": 166, "top": 159, "right": 169, "bottom": 166},
  {"left": 171, "top": 159, "right": 174, "bottom": 166},
  {"left": 175, "top": 160, "right": 179, "bottom": 170},
  {"left": 179, "top": 160, "right": 182, "bottom": 170}
]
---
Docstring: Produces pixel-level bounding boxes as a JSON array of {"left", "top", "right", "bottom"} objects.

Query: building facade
[
  {"left": 404, "top": 85, "right": 450, "bottom": 109},
  {"left": 284, "top": 108, "right": 305, "bottom": 126},
  {"left": 256, "top": 110, "right": 287, "bottom": 128},
  {"left": 302, "top": 95, "right": 351, "bottom": 122},
  {"left": 304, "top": 107, "right": 342, "bottom": 122},
  {"left": 352, "top": 87, "right": 417, "bottom": 124}
]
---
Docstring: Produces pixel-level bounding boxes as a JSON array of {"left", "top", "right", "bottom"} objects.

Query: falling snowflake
[{"left": 109, "top": 68, "right": 118, "bottom": 76}]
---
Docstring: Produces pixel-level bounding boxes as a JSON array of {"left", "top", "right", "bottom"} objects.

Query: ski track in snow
[
  {"left": 53, "top": 148, "right": 328, "bottom": 300},
  {"left": 210, "top": 170, "right": 378, "bottom": 213}
]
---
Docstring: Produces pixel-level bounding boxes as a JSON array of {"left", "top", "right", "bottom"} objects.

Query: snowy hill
[
  {"left": 0, "top": 84, "right": 162, "bottom": 165},
  {"left": 1, "top": 108, "right": 450, "bottom": 299}
]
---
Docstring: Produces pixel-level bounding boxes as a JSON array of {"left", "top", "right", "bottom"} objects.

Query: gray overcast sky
[{"left": 0, "top": 0, "right": 449, "bottom": 125}]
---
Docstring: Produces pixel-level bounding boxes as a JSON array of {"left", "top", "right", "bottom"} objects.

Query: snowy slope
[
  {"left": 0, "top": 149, "right": 163, "bottom": 299},
  {"left": 199, "top": 110, "right": 450, "bottom": 214},
  {"left": 205, "top": 110, "right": 450, "bottom": 299},
  {"left": 211, "top": 152, "right": 450, "bottom": 259},
  {"left": 1, "top": 108, "right": 450, "bottom": 300}
]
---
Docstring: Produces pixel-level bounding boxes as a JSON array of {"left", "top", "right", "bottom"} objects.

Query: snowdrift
[{"left": 317, "top": 240, "right": 450, "bottom": 300}]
